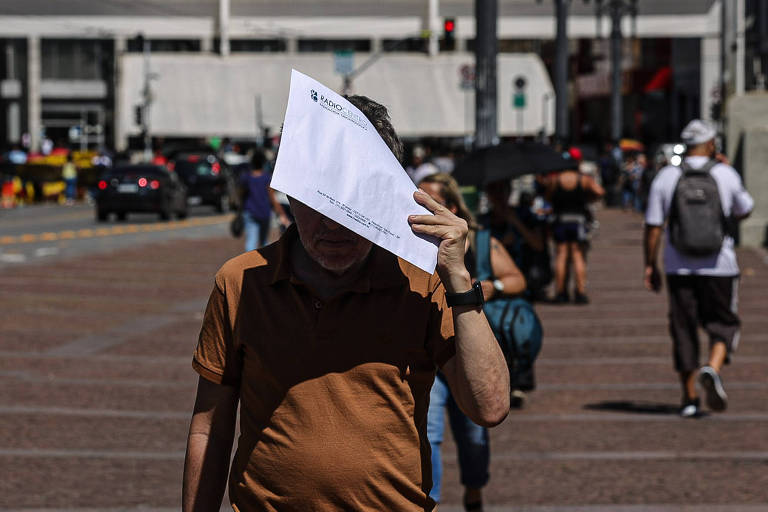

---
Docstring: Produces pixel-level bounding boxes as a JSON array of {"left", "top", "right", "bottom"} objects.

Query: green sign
[{"left": 513, "top": 92, "right": 526, "bottom": 109}]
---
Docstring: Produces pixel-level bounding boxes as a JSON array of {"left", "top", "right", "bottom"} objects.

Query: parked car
[
  {"left": 95, "top": 164, "right": 188, "bottom": 221},
  {"left": 169, "top": 153, "right": 236, "bottom": 212}
]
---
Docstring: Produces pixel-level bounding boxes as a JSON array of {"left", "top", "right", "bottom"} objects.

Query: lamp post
[
  {"left": 475, "top": 0, "right": 498, "bottom": 149},
  {"left": 554, "top": 0, "right": 569, "bottom": 144},
  {"left": 593, "top": 0, "right": 638, "bottom": 143}
]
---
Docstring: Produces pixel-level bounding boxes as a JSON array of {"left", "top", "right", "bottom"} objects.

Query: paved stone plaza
[{"left": 0, "top": 209, "right": 766, "bottom": 510}]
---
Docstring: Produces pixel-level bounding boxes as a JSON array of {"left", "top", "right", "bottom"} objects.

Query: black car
[
  {"left": 170, "top": 153, "right": 235, "bottom": 212},
  {"left": 95, "top": 164, "right": 188, "bottom": 221}
]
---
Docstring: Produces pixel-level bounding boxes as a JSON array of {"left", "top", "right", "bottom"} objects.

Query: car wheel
[
  {"left": 159, "top": 209, "right": 171, "bottom": 221},
  {"left": 96, "top": 209, "right": 109, "bottom": 222},
  {"left": 177, "top": 208, "right": 188, "bottom": 220},
  {"left": 116, "top": 212, "right": 127, "bottom": 221}
]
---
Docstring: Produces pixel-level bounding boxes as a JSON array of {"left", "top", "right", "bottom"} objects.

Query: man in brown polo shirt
[{"left": 182, "top": 95, "right": 510, "bottom": 511}]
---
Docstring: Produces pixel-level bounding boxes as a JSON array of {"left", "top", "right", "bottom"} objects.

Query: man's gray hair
[{"left": 345, "top": 95, "right": 404, "bottom": 163}]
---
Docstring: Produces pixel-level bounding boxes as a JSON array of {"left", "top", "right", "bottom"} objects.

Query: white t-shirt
[{"left": 645, "top": 156, "right": 754, "bottom": 276}]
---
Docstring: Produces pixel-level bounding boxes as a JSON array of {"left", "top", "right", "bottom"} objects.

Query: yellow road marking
[{"left": 0, "top": 214, "right": 231, "bottom": 246}]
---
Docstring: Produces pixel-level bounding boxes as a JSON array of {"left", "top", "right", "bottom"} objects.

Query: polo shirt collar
[{"left": 269, "top": 223, "right": 404, "bottom": 291}]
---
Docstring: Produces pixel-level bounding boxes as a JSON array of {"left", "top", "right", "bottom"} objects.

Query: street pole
[
  {"left": 554, "top": 0, "right": 569, "bottom": 144},
  {"left": 219, "top": 0, "right": 230, "bottom": 57},
  {"left": 142, "top": 35, "right": 152, "bottom": 162},
  {"left": 424, "top": 0, "right": 440, "bottom": 57},
  {"left": 475, "top": 0, "right": 498, "bottom": 149},
  {"left": 609, "top": 2, "right": 622, "bottom": 143}
]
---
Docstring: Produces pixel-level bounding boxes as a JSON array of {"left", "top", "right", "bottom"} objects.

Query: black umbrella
[{"left": 452, "top": 141, "right": 576, "bottom": 187}]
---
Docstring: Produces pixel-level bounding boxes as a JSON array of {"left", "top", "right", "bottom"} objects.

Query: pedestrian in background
[
  {"left": 547, "top": 149, "right": 605, "bottom": 304},
  {"left": 481, "top": 179, "right": 549, "bottom": 301},
  {"left": 238, "top": 149, "right": 290, "bottom": 251},
  {"left": 418, "top": 173, "right": 526, "bottom": 512},
  {"left": 644, "top": 119, "right": 754, "bottom": 418},
  {"left": 182, "top": 95, "right": 509, "bottom": 511},
  {"left": 62, "top": 153, "right": 78, "bottom": 205}
]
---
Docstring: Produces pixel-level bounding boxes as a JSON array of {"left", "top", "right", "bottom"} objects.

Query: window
[
  {"left": 42, "top": 39, "right": 110, "bottom": 80},
  {"left": 213, "top": 38, "right": 287, "bottom": 53},
  {"left": 298, "top": 39, "right": 371, "bottom": 53},
  {"left": 381, "top": 38, "right": 427, "bottom": 53},
  {"left": 466, "top": 39, "right": 543, "bottom": 54},
  {"left": 126, "top": 38, "right": 201, "bottom": 53}
]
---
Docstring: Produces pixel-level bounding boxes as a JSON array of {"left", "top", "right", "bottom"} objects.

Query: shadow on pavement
[{"left": 584, "top": 400, "right": 690, "bottom": 416}]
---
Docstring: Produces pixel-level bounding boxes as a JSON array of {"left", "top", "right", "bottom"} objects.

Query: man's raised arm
[{"left": 409, "top": 190, "right": 510, "bottom": 428}]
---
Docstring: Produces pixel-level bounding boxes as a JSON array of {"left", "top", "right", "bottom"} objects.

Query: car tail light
[
  {"left": 98, "top": 180, "right": 108, "bottom": 190},
  {"left": 211, "top": 162, "right": 221, "bottom": 175},
  {"left": 150, "top": 179, "right": 160, "bottom": 189},
  {"left": 138, "top": 177, "right": 148, "bottom": 187},
  {"left": 167, "top": 161, "right": 175, "bottom": 172},
  {"left": 187, "top": 155, "right": 200, "bottom": 162}
]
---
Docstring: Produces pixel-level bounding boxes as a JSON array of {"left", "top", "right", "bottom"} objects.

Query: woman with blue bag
[{"left": 418, "top": 173, "right": 537, "bottom": 512}]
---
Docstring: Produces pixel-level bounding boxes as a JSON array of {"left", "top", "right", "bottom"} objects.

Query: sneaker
[
  {"left": 699, "top": 366, "right": 728, "bottom": 412},
  {"left": 553, "top": 292, "right": 569, "bottom": 304},
  {"left": 510, "top": 389, "right": 526, "bottom": 409},
  {"left": 679, "top": 397, "right": 700, "bottom": 418},
  {"left": 574, "top": 292, "right": 590, "bottom": 304}
]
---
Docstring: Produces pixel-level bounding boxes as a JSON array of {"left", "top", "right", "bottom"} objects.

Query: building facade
[{"left": 0, "top": 0, "right": 745, "bottom": 152}]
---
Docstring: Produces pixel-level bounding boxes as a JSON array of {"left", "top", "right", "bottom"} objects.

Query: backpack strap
[
  {"left": 681, "top": 159, "right": 718, "bottom": 175},
  {"left": 475, "top": 229, "right": 494, "bottom": 282}
]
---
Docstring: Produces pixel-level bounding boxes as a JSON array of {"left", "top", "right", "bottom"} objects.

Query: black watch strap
[{"left": 445, "top": 281, "right": 485, "bottom": 308}]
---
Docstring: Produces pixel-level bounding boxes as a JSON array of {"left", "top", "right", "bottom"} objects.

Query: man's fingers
[
  {"left": 410, "top": 223, "right": 463, "bottom": 239},
  {"left": 408, "top": 214, "right": 448, "bottom": 225},
  {"left": 413, "top": 190, "right": 446, "bottom": 215}
]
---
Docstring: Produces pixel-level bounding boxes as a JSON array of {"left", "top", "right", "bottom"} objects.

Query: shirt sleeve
[
  {"left": 644, "top": 172, "right": 667, "bottom": 227},
  {"left": 192, "top": 276, "right": 243, "bottom": 387},
  {"left": 425, "top": 277, "right": 456, "bottom": 368},
  {"left": 730, "top": 170, "right": 754, "bottom": 218}
]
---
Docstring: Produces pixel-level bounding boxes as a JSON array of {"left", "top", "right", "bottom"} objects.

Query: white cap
[{"left": 680, "top": 119, "right": 717, "bottom": 146}]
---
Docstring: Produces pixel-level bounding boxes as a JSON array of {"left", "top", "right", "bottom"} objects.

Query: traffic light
[{"left": 443, "top": 18, "right": 456, "bottom": 51}]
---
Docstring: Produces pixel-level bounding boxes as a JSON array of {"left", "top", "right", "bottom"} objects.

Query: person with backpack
[
  {"left": 644, "top": 119, "right": 754, "bottom": 418},
  {"left": 418, "top": 173, "right": 528, "bottom": 511}
]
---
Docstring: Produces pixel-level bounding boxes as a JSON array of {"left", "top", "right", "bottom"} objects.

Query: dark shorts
[
  {"left": 552, "top": 222, "right": 586, "bottom": 243},
  {"left": 666, "top": 275, "right": 741, "bottom": 373}
]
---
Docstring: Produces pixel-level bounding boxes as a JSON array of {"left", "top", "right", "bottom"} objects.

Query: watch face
[{"left": 493, "top": 280, "right": 504, "bottom": 292}]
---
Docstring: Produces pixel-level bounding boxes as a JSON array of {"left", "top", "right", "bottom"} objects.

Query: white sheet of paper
[{"left": 271, "top": 69, "right": 439, "bottom": 274}]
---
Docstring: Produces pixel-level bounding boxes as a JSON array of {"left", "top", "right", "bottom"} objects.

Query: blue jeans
[
  {"left": 65, "top": 178, "right": 77, "bottom": 201},
  {"left": 243, "top": 211, "right": 270, "bottom": 252},
  {"left": 426, "top": 372, "right": 489, "bottom": 503}
]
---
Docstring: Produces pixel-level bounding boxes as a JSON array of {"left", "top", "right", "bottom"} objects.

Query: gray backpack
[{"left": 669, "top": 160, "right": 725, "bottom": 256}]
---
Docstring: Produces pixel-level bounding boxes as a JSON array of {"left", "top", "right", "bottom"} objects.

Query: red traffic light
[{"left": 444, "top": 19, "right": 455, "bottom": 32}]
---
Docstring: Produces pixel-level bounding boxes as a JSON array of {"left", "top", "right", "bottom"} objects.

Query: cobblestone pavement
[{"left": 1, "top": 209, "right": 766, "bottom": 511}]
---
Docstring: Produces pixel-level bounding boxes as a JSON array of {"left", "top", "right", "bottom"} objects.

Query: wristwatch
[
  {"left": 446, "top": 281, "right": 485, "bottom": 308},
  {"left": 492, "top": 279, "right": 504, "bottom": 294}
]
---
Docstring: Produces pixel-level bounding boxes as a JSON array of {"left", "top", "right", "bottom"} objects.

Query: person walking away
[
  {"left": 644, "top": 119, "right": 753, "bottom": 418},
  {"left": 182, "top": 95, "right": 510, "bottom": 512},
  {"left": 621, "top": 153, "right": 644, "bottom": 212},
  {"left": 238, "top": 149, "right": 290, "bottom": 251},
  {"left": 419, "top": 173, "right": 525, "bottom": 512},
  {"left": 62, "top": 153, "right": 78, "bottom": 205},
  {"left": 547, "top": 152, "right": 605, "bottom": 304}
]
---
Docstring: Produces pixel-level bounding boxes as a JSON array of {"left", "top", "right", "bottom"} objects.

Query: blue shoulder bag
[{"left": 475, "top": 229, "right": 543, "bottom": 389}]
